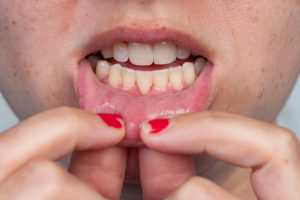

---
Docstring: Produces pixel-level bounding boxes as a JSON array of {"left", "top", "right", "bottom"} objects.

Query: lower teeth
[{"left": 87, "top": 56, "right": 206, "bottom": 95}]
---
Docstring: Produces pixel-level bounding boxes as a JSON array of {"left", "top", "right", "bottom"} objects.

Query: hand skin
[
  {"left": 0, "top": 107, "right": 127, "bottom": 200},
  {"left": 141, "top": 112, "right": 300, "bottom": 200},
  {"left": 0, "top": 106, "right": 195, "bottom": 200}
]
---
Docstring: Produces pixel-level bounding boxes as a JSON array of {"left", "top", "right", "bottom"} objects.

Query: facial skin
[{"left": 0, "top": 0, "right": 299, "bottom": 122}]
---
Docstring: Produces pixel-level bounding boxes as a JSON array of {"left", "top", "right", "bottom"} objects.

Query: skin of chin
[{"left": 0, "top": 0, "right": 299, "bottom": 122}]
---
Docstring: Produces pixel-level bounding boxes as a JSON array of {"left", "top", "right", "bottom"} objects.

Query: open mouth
[
  {"left": 76, "top": 27, "right": 214, "bottom": 147},
  {"left": 86, "top": 41, "right": 206, "bottom": 96}
]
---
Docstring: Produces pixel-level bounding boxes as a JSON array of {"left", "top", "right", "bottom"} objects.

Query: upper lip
[
  {"left": 79, "top": 24, "right": 214, "bottom": 63},
  {"left": 75, "top": 23, "right": 215, "bottom": 146}
]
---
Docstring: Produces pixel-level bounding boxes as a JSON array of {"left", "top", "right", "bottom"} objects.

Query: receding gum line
[
  {"left": 76, "top": 25, "right": 214, "bottom": 147},
  {"left": 87, "top": 57, "right": 206, "bottom": 96},
  {"left": 76, "top": 58, "right": 213, "bottom": 147},
  {"left": 86, "top": 40, "right": 207, "bottom": 96}
]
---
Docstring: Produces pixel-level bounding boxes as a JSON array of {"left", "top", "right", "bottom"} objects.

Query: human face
[{"left": 0, "top": 1, "right": 299, "bottom": 146}]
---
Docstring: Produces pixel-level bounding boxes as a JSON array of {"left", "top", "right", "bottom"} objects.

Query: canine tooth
[
  {"left": 113, "top": 42, "right": 128, "bottom": 62},
  {"left": 128, "top": 43, "right": 153, "bottom": 66},
  {"left": 182, "top": 62, "right": 196, "bottom": 85},
  {"left": 136, "top": 71, "right": 153, "bottom": 94},
  {"left": 177, "top": 47, "right": 190, "bottom": 59},
  {"left": 87, "top": 56, "right": 100, "bottom": 69},
  {"left": 101, "top": 46, "right": 113, "bottom": 59},
  {"left": 96, "top": 60, "right": 110, "bottom": 80},
  {"left": 122, "top": 68, "right": 136, "bottom": 90},
  {"left": 153, "top": 69, "right": 168, "bottom": 91},
  {"left": 194, "top": 57, "right": 206, "bottom": 75},
  {"left": 109, "top": 64, "right": 122, "bottom": 88},
  {"left": 153, "top": 42, "right": 177, "bottom": 65},
  {"left": 169, "top": 66, "right": 183, "bottom": 90}
]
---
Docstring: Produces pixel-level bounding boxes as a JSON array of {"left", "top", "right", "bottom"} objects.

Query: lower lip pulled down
[{"left": 77, "top": 58, "right": 213, "bottom": 147}]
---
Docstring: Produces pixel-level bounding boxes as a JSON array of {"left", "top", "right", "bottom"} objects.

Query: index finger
[
  {"left": 0, "top": 107, "right": 125, "bottom": 182},
  {"left": 141, "top": 112, "right": 300, "bottom": 199},
  {"left": 141, "top": 112, "right": 276, "bottom": 167}
]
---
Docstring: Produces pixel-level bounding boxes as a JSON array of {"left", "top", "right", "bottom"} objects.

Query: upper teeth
[
  {"left": 101, "top": 41, "right": 190, "bottom": 66},
  {"left": 90, "top": 56, "right": 206, "bottom": 95}
]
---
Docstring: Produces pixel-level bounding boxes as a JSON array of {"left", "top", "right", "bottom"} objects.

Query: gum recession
[{"left": 77, "top": 59, "right": 213, "bottom": 147}]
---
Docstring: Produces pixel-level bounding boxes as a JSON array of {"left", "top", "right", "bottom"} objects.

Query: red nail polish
[
  {"left": 97, "top": 113, "right": 123, "bottom": 128},
  {"left": 148, "top": 118, "right": 169, "bottom": 134}
]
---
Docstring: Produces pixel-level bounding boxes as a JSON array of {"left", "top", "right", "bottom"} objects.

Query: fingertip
[
  {"left": 140, "top": 119, "right": 163, "bottom": 146},
  {"left": 141, "top": 118, "right": 172, "bottom": 135},
  {"left": 140, "top": 117, "right": 175, "bottom": 151},
  {"left": 76, "top": 112, "right": 126, "bottom": 150},
  {"left": 97, "top": 113, "right": 124, "bottom": 129}
]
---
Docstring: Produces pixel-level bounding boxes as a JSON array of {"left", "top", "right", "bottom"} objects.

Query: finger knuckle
[
  {"left": 269, "top": 127, "right": 300, "bottom": 162},
  {"left": 26, "top": 159, "right": 67, "bottom": 193},
  {"left": 180, "top": 177, "right": 216, "bottom": 197},
  {"left": 275, "top": 127, "right": 297, "bottom": 149},
  {"left": 191, "top": 177, "right": 215, "bottom": 193}
]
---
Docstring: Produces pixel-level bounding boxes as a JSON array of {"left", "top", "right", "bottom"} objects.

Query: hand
[
  {"left": 141, "top": 112, "right": 300, "bottom": 199},
  {"left": 0, "top": 107, "right": 126, "bottom": 200}
]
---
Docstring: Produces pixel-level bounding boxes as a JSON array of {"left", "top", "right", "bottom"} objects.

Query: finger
[
  {"left": 141, "top": 112, "right": 276, "bottom": 167},
  {"left": 0, "top": 159, "right": 105, "bottom": 200},
  {"left": 69, "top": 147, "right": 127, "bottom": 200},
  {"left": 0, "top": 107, "right": 125, "bottom": 182},
  {"left": 141, "top": 112, "right": 300, "bottom": 199},
  {"left": 164, "top": 176, "right": 240, "bottom": 200},
  {"left": 139, "top": 148, "right": 195, "bottom": 200}
]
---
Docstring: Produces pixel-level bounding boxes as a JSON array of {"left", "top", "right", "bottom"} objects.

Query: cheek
[
  {"left": 0, "top": 59, "right": 79, "bottom": 119},
  {"left": 211, "top": 67, "right": 294, "bottom": 122},
  {"left": 0, "top": 1, "right": 82, "bottom": 118},
  {"left": 210, "top": 1, "right": 300, "bottom": 121}
]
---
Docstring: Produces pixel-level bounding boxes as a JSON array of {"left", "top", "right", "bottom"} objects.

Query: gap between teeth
[{"left": 88, "top": 56, "right": 206, "bottom": 95}]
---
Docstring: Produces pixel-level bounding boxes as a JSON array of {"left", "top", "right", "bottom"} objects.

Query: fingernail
[
  {"left": 147, "top": 118, "right": 170, "bottom": 134},
  {"left": 97, "top": 113, "right": 123, "bottom": 128}
]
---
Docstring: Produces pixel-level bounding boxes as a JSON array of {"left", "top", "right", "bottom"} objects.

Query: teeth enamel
[
  {"left": 177, "top": 47, "right": 190, "bottom": 59},
  {"left": 153, "top": 42, "right": 177, "bottom": 65},
  {"left": 101, "top": 41, "right": 194, "bottom": 65},
  {"left": 153, "top": 69, "right": 169, "bottom": 91},
  {"left": 169, "top": 66, "right": 183, "bottom": 91},
  {"left": 113, "top": 42, "right": 129, "bottom": 62},
  {"left": 128, "top": 43, "right": 153, "bottom": 66},
  {"left": 108, "top": 64, "right": 122, "bottom": 88},
  {"left": 87, "top": 56, "right": 100, "bottom": 69},
  {"left": 194, "top": 57, "right": 206, "bottom": 75},
  {"left": 96, "top": 60, "right": 110, "bottom": 80},
  {"left": 136, "top": 71, "right": 153, "bottom": 94},
  {"left": 101, "top": 46, "right": 113, "bottom": 59},
  {"left": 122, "top": 68, "right": 136, "bottom": 90},
  {"left": 182, "top": 62, "right": 196, "bottom": 85},
  {"left": 93, "top": 41, "right": 207, "bottom": 94},
  {"left": 95, "top": 60, "right": 204, "bottom": 94}
]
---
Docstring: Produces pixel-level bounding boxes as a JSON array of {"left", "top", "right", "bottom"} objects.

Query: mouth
[{"left": 76, "top": 26, "right": 214, "bottom": 147}]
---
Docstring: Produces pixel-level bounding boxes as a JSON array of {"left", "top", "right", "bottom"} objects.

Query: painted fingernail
[
  {"left": 148, "top": 118, "right": 170, "bottom": 134},
  {"left": 97, "top": 113, "right": 123, "bottom": 128}
]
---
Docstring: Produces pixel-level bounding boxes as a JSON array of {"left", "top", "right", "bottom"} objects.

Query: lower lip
[{"left": 76, "top": 59, "right": 213, "bottom": 147}]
